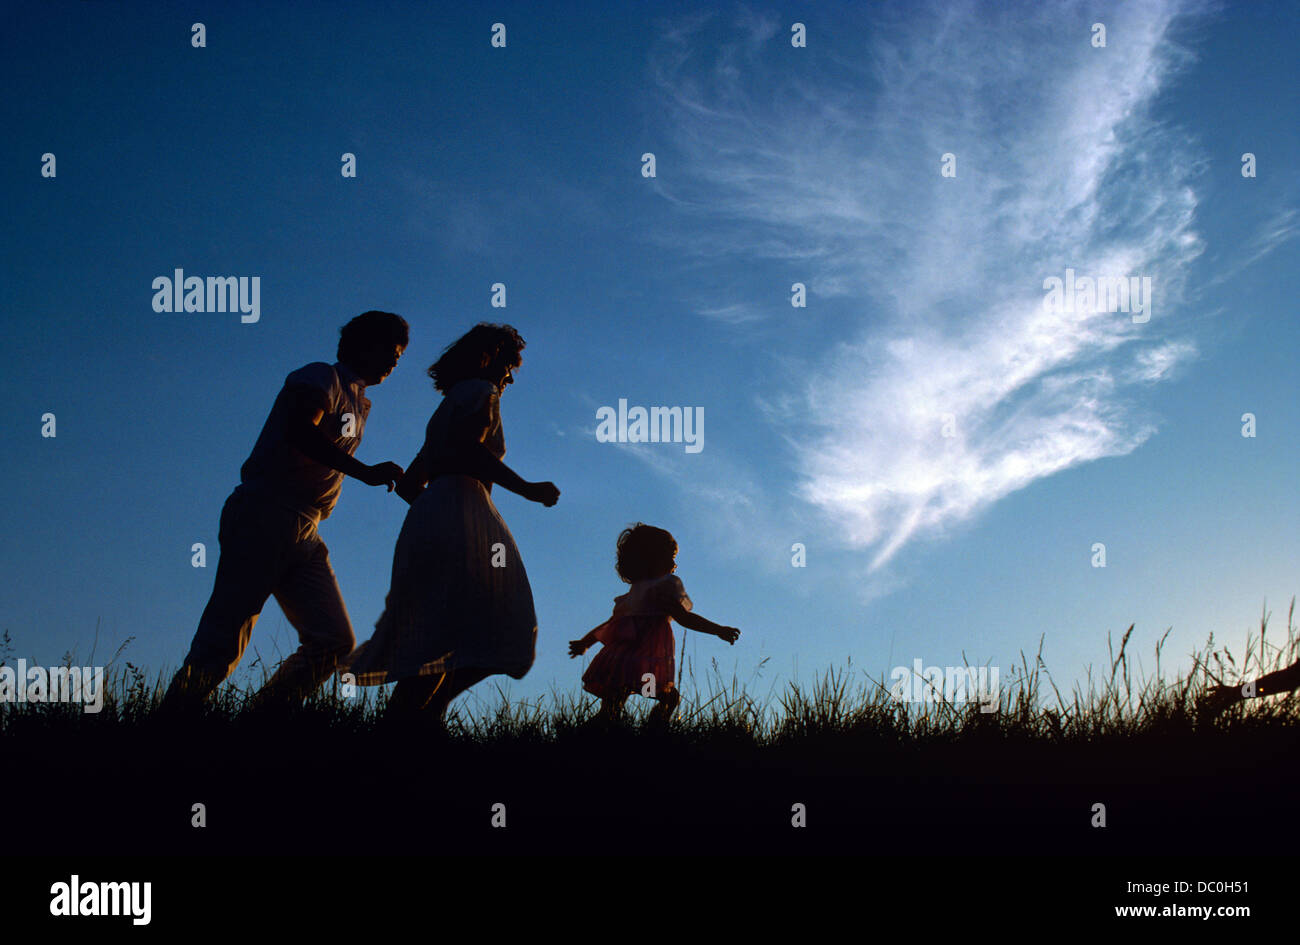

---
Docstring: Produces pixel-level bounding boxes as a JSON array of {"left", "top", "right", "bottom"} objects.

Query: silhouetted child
[{"left": 569, "top": 524, "right": 739, "bottom": 726}]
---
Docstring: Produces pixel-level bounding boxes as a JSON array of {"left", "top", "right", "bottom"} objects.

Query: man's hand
[
  {"left": 526, "top": 481, "right": 561, "bottom": 507},
  {"left": 568, "top": 639, "right": 589, "bottom": 658},
  {"left": 716, "top": 626, "right": 741, "bottom": 645},
  {"left": 362, "top": 461, "right": 405, "bottom": 491}
]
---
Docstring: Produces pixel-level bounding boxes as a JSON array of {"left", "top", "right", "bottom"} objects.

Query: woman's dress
[{"left": 344, "top": 378, "right": 538, "bottom": 684}]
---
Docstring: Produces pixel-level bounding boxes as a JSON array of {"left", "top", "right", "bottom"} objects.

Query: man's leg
[
  {"left": 255, "top": 535, "right": 356, "bottom": 707},
  {"left": 160, "top": 494, "right": 284, "bottom": 712}
]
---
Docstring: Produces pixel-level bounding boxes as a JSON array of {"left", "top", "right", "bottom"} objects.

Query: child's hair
[
  {"left": 615, "top": 523, "right": 677, "bottom": 583},
  {"left": 337, "top": 310, "right": 409, "bottom": 363},
  {"left": 428, "top": 322, "right": 525, "bottom": 393}
]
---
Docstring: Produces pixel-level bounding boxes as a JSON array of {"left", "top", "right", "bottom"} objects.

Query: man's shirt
[{"left": 234, "top": 361, "right": 371, "bottom": 522}]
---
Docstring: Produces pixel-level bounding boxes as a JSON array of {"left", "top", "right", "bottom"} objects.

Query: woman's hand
[
  {"left": 395, "top": 481, "right": 425, "bottom": 505},
  {"left": 526, "top": 481, "right": 561, "bottom": 507},
  {"left": 568, "top": 639, "right": 589, "bottom": 658}
]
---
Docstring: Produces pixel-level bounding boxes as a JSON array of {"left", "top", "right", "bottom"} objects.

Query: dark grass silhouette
[{"left": 2, "top": 600, "right": 1297, "bottom": 855}]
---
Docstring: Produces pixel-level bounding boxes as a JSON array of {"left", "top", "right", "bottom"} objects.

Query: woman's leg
[
  {"left": 386, "top": 675, "right": 442, "bottom": 715},
  {"left": 425, "top": 668, "right": 491, "bottom": 720}
]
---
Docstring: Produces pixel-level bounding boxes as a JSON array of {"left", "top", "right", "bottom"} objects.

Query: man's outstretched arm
[{"left": 282, "top": 386, "right": 402, "bottom": 490}]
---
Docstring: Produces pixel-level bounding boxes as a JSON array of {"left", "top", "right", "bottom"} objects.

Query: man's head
[{"left": 338, "top": 311, "right": 409, "bottom": 385}]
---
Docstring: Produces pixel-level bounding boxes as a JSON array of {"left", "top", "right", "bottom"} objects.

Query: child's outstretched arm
[
  {"left": 666, "top": 601, "right": 740, "bottom": 644},
  {"left": 568, "top": 624, "right": 606, "bottom": 657}
]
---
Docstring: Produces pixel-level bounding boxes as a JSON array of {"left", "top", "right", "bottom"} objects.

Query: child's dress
[{"left": 582, "top": 574, "right": 692, "bottom": 699}]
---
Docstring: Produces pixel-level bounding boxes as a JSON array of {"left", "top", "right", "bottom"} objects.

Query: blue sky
[{"left": 3, "top": 0, "right": 1297, "bottom": 715}]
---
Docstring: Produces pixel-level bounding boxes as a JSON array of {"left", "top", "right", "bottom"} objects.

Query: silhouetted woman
[{"left": 343, "top": 323, "right": 559, "bottom": 724}]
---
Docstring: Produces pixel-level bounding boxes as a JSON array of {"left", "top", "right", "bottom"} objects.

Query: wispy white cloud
[
  {"left": 1201, "top": 206, "right": 1300, "bottom": 289},
  {"left": 1127, "top": 339, "right": 1198, "bottom": 383},
  {"left": 572, "top": 390, "right": 802, "bottom": 571},
  {"left": 397, "top": 169, "right": 616, "bottom": 258},
  {"left": 697, "top": 303, "right": 765, "bottom": 325},
  {"left": 1249, "top": 207, "right": 1300, "bottom": 264},
  {"left": 647, "top": 0, "right": 1212, "bottom": 577}
]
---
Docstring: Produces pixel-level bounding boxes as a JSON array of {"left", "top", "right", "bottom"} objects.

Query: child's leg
[
  {"left": 647, "top": 685, "right": 680, "bottom": 725},
  {"left": 597, "top": 695, "right": 626, "bottom": 720}
]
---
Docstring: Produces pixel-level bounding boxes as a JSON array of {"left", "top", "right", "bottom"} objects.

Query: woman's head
[
  {"left": 615, "top": 523, "right": 678, "bottom": 583},
  {"left": 428, "top": 323, "right": 526, "bottom": 394}
]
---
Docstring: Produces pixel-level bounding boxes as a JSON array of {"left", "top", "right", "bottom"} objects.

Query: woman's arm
[
  {"left": 448, "top": 393, "right": 558, "bottom": 505},
  {"left": 464, "top": 445, "right": 537, "bottom": 499},
  {"left": 394, "top": 447, "right": 428, "bottom": 504}
]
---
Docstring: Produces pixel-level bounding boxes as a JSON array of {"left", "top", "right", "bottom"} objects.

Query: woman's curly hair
[
  {"left": 428, "top": 322, "right": 525, "bottom": 393},
  {"left": 615, "top": 523, "right": 678, "bottom": 584}
]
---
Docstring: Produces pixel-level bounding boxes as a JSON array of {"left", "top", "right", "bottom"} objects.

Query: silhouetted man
[{"left": 161, "top": 311, "right": 409, "bottom": 713}]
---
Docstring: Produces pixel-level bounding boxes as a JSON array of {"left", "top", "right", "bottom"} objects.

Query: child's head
[{"left": 615, "top": 523, "right": 677, "bottom": 583}]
